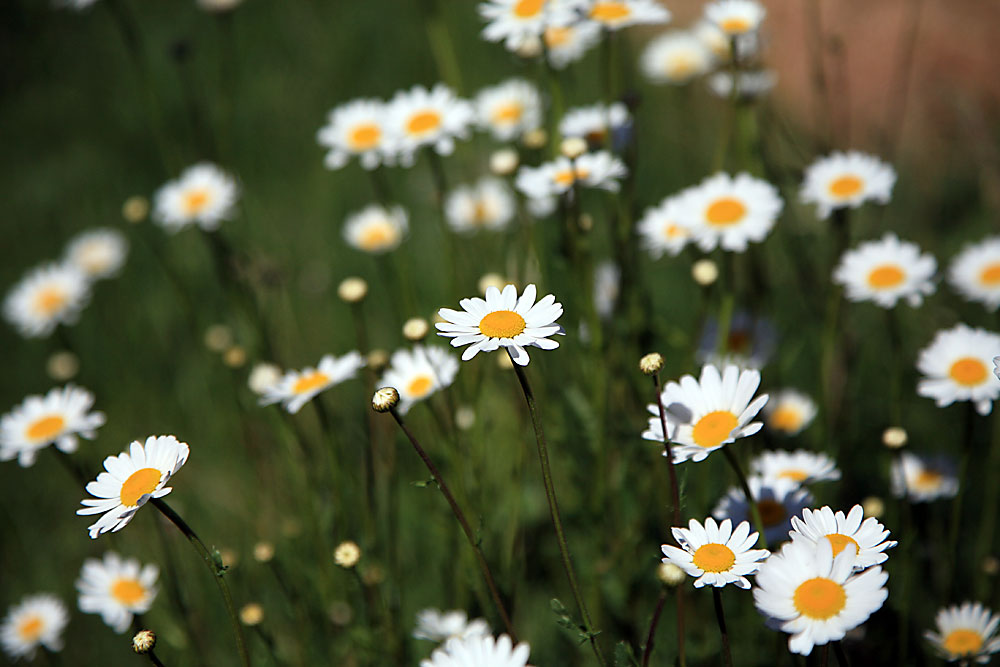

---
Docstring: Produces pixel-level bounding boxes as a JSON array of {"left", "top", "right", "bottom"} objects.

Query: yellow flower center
[
  {"left": 348, "top": 123, "right": 382, "bottom": 151},
  {"left": 826, "top": 533, "right": 860, "bottom": 557},
  {"left": 769, "top": 406, "right": 803, "bottom": 433},
  {"left": 777, "top": 469, "right": 809, "bottom": 482},
  {"left": 692, "top": 543, "right": 736, "bottom": 573},
  {"left": 980, "top": 262, "right": 1000, "bottom": 286},
  {"left": 553, "top": 167, "right": 591, "bottom": 187},
  {"left": 479, "top": 310, "right": 526, "bottom": 339},
  {"left": 705, "top": 197, "right": 747, "bottom": 226},
  {"left": 913, "top": 469, "right": 943, "bottom": 491},
  {"left": 406, "top": 110, "right": 442, "bottom": 136},
  {"left": 491, "top": 103, "right": 523, "bottom": 125},
  {"left": 472, "top": 201, "right": 489, "bottom": 224},
  {"left": 183, "top": 189, "right": 210, "bottom": 216},
  {"left": 756, "top": 499, "right": 787, "bottom": 528},
  {"left": 866, "top": 264, "right": 905, "bottom": 289},
  {"left": 78, "top": 243, "right": 112, "bottom": 274},
  {"left": 120, "top": 467, "right": 162, "bottom": 507},
  {"left": 544, "top": 26, "right": 571, "bottom": 47},
  {"left": 17, "top": 615, "right": 43, "bottom": 641},
  {"left": 358, "top": 223, "right": 397, "bottom": 251},
  {"left": 793, "top": 577, "right": 847, "bottom": 620},
  {"left": 949, "top": 357, "right": 987, "bottom": 387},
  {"left": 668, "top": 56, "right": 697, "bottom": 78},
  {"left": 34, "top": 286, "right": 68, "bottom": 316},
  {"left": 942, "top": 628, "right": 984, "bottom": 656},
  {"left": 590, "top": 1, "right": 631, "bottom": 22},
  {"left": 691, "top": 410, "right": 738, "bottom": 448},
  {"left": 513, "top": 0, "right": 545, "bottom": 18},
  {"left": 111, "top": 577, "right": 147, "bottom": 605},
  {"left": 719, "top": 17, "right": 752, "bottom": 34},
  {"left": 407, "top": 375, "right": 434, "bottom": 399},
  {"left": 828, "top": 175, "right": 864, "bottom": 198},
  {"left": 292, "top": 371, "right": 331, "bottom": 395},
  {"left": 25, "top": 415, "right": 66, "bottom": 442},
  {"left": 663, "top": 223, "right": 687, "bottom": 239}
]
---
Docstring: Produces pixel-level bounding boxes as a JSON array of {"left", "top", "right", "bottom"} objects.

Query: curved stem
[{"left": 722, "top": 445, "right": 768, "bottom": 549}]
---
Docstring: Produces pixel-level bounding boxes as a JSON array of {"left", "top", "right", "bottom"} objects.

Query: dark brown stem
[
  {"left": 713, "top": 588, "right": 733, "bottom": 667},
  {"left": 641, "top": 589, "right": 667, "bottom": 667}
]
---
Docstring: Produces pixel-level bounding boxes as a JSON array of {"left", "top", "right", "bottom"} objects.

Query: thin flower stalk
[
  {"left": 721, "top": 446, "right": 768, "bottom": 549},
  {"left": 713, "top": 587, "right": 734, "bottom": 667}
]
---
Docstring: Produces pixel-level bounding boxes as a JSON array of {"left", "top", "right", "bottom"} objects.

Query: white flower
[
  {"left": 421, "top": 633, "right": 532, "bottom": 667},
  {"left": 675, "top": 172, "right": 783, "bottom": 252},
  {"left": 789, "top": 505, "right": 896, "bottom": 570},
  {"left": 891, "top": 451, "right": 959, "bottom": 503},
  {"left": 585, "top": 0, "right": 671, "bottom": 30},
  {"left": 0, "top": 594, "right": 68, "bottom": 661},
  {"left": 153, "top": 162, "right": 239, "bottom": 232},
  {"left": 1, "top": 385, "right": 105, "bottom": 467},
  {"left": 661, "top": 517, "right": 769, "bottom": 589},
  {"left": 947, "top": 236, "right": 1000, "bottom": 311},
  {"left": 559, "top": 102, "right": 630, "bottom": 146},
  {"left": 317, "top": 98, "right": 396, "bottom": 170},
  {"left": 248, "top": 362, "right": 283, "bottom": 395},
  {"left": 800, "top": 151, "right": 896, "bottom": 219},
  {"left": 515, "top": 151, "right": 627, "bottom": 200},
  {"left": 593, "top": 260, "right": 620, "bottom": 319},
  {"left": 641, "top": 31, "right": 714, "bottom": 84},
  {"left": 260, "top": 352, "right": 366, "bottom": 414},
  {"left": 3, "top": 262, "right": 92, "bottom": 339},
  {"left": 64, "top": 228, "right": 129, "bottom": 280},
  {"left": 916, "top": 324, "right": 1000, "bottom": 415},
  {"left": 413, "top": 608, "right": 490, "bottom": 642},
  {"left": 713, "top": 475, "right": 813, "bottom": 545},
  {"left": 707, "top": 70, "right": 777, "bottom": 99},
  {"left": 436, "top": 284, "right": 564, "bottom": 366},
  {"left": 542, "top": 21, "right": 603, "bottom": 69},
  {"left": 58, "top": 0, "right": 100, "bottom": 9},
  {"left": 379, "top": 347, "right": 459, "bottom": 415},
  {"left": 475, "top": 79, "right": 543, "bottom": 142},
  {"left": 925, "top": 602, "right": 1000, "bottom": 664},
  {"left": 76, "top": 552, "right": 159, "bottom": 633},
  {"left": 478, "top": 0, "right": 579, "bottom": 53},
  {"left": 693, "top": 19, "right": 730, "bottom": 60},
  {"left": 387, "top": 84, "right": 474, "bottom": 165},
  {"left": 833, "top": 233, "right": 937, "bottom": 308},
  {"left": 705, "top": 0, "right": 766, "bottom": 35},
  {"left": 637, "top": 195, "right": 692, "bottom": 258},
  {"left": 77, "top": 435, "right": 190, "bottom": 539},
  {"left": 752, "top": 449, "right": 839, "bottom": 485},
  {"left": 343, "top": 204, "right": 409, "bottom": 254},
  {"left": 445, "top": 179, "right": 516, "bottom": 234},
  {"left": 762, "top": 390, "right": 818, "bottom": 436}
]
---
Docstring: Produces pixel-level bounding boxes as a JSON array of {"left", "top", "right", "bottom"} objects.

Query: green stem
[
  {"left": 722, "top": 446, "right": 768, "bottom": 549},
  {"left": 712, "top": 588, "right": 734, "bottom": 667},
  {"left": 652, "top": 372, "right": 681, "bottom": 528}
]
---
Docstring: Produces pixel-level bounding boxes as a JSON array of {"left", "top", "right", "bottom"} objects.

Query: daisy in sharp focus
[
  {"left": 413, "top": 608, "right": 490, "bottom": 642},
  {"left": 925, "top": 602, "right": 1000, "bottom": 664},
  {"left": 153, "top": 162, "right": 239, "bottom": 232},
  {"left": 317, "top": 98, "right": 396, "bottom": 171},
  {"left": 675, "top": 172, "right": 783, "bottom": 252},
  {"left": 916, "top": 324, "right": 1000, "bottom": 415},
  {"left": 379, "top": 347, "right": 459, "bottom": 415},
  {"left": 789, "top": 505, "right": 896, "bottom": 570},
  {"left": 343, "top": 204, "right": 409, "bottom": 254},
  {"left": 559, "top": 102, "right": 630, "bottom": 148},
  {"left": 641, "top": 31, "right": 714, "bottom": 85},
  {"left": 436, "top": 284, "right": 564, "bottom": 366},
  {"left": 475, "top": 79, "right": 543, "bottom": 142},
  {"left": 1, "top": 385, "right": 105, "bottom": 467},
  {"left": 752, "top": 449, "right": 840, "bottom": 485},
  {"left": 762, "top": 390, "right": 818, "bottom": 436},
  {"left": 387, "top": 84, "right": 474, "bottom": 165},
  {"left": 948, "top": 236, "right": 1000, "bottom": 311},
  {"left": 714, "top": 476, "right": 813, "bottom": 545},
  {"left": 0, "top": 594, "right": 68, "bottom": 661},
  {"left": 833, "top": 233, "right": 937, "bottom": 308},
  {"left": 542, "top": 21, "right": 603, "bottom": 69},
  {"left": 259, "top": 352, "right": 366, "bottom": 414},
  {"left": 76, "top": 552, "right": 159, "bottom": 633},
  {"left": 637, "top": 195, "right": 692, "bottom": 258},
  {"left": 445, "top": 178, "right": 516, "bottom": 234},
  {"left": 3, "top": 262, "right": 91, "bottom": 339},
  {"left": 421, "top": 633, "right": 532, "bottom": 667},
  {"left": 585, "top": 0, "right": 671, "bottom": 30},
  {"left": 800, "top": 151, "right": 896, "bottom": 219},
  {"left": 661, "top": 517, "right": 769, "bottom": 589},
  {"left": 479, "top": 0, "right": 578, "bottom": 52},
  {"left": 705, "top": 0, "right": 766, "bottom": 36},
  {"left": 891, "top": 451, "right": 959, "bottom": 502},
  {"left": 515, "top": 151, "right": 627, "bottom": 201},
  {"left": 64, "top": 228, "right": 129, "bottom": 280}
]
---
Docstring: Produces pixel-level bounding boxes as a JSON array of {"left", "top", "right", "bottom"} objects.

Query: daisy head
[
  {"left": 789, "top": 505, "right": 897, "bottom": 570},
  {"left": 948, "top": 236, "right": 1000, "bottom": 311},
  {"left": 752, "top": 449, "right": 840, "bottom": 485},
  {"left": 559, "top": 102, "right": 630, "bottom": 149},
  {"left": 661, "top": 517, "right": 769, "bottom": 589},
  {"left": 925, "top": 602, "right": 1000, "bottom": 664},
  {"left": 77, "top": 435, "right": 190, "bottom": 539},
  {"left": 379, "top": 346, "right": 459, "bottom": 415},
  {"left": 445, "top": 178, "right": 516, "bottom": 234},
  {"left": 436, "top": 284, "right": 564, "bottom": 366},
  {"left": 891, "top": 451, "right": 959, "bottom": 502},
  {"left": 542, "top": 20, "right": 603, "bottom": 69},
  {"left": 343, "top": 204, "right": 409, "bottom": 254},
  {"left": 317, "top": 98, "right": 395, "bottom": 171},
  {"left": 64, "top": 228, "right": 129, "bottom": 280},
  {"left": 479, "top": 0, "right": 578, "bottom": 52},
  {"left": 675, "top": 172, "right": 783, "bottom": 252},
  {"left": 833, "top": 233, "right": 937, "bottom": 308},
  {"left": 259, "top": 352, "right": 366, "bottom": 414},
  {"left": 3, "top": 262, "right": 91, "bottom": 339},
  {"left": 1, "top": 385, "right": 106, "bottom": 467},
  {"left": 762, "top": 390, "right": 818, "bottom": 436},
  {"left": 800, "top": 151, "right": 896, "bottom": 219},
  {"left": 0, "top": 594, "right": 68, "bottom": 661},
  {"left": 641, "top": 31, "right": 714, "bottom": 85},
  {"left": 76, "top": 552, "right": 159, "bottom": 633},
  {"left": 474, "top": 79, "right": 543, "bottom": 142},
  {"left": 713, "top": 476, "right": 813, "bottom": 545},
  {"left": 420, "top": 633, "right": 532, "bottom": 667},
  {"left": 916, "top": 324, "right": 1000, "bottom": 415},
  {"left": 637, "top": 195, "right": 692, "bottom": 259},
  {"left": 153, "top": 162, "right": 239, "bottom": 232},
  {"left": 413, "top": 608, "right": 490, "bottom": 642},
  {"left": 585, "top": 0, "right": 671, "bottom": 30},
  {"left": 705, "top": 0, "right": 765, "bottom": 36},
  {"left": 515, "top": 151, "right": 627, "bottom": 200},
  {"left": 387, "top": 84, "right": 474, "bottom": 164}
]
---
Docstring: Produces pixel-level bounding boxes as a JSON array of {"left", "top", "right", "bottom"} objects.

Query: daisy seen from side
[
  {"left": 713, "top": 476, "right": 813, "bottom": 545},
  {"left": 64, "top": 228, "right": 129, "bottom": 280},
  {"left": 317, "top": 98, "right": 396, "bottom": 171},
  {"left": 789, "top": 505, "right": 897, "bottom": 570},
  {"left": 752, "top": 449, "right": 840, "bottom": 485},
  {"left": 0, "top": 594, "right": 68, "bottom": 661},
  {"left": 833, "top": 233, "right": 937, "bottom": 308},
  {"left": 661, "top": 517, "right": 769, "bottom": 589},
  {"left": 479, "top": 0, "right": 577, "bottom": 52},
  {"left": 379, "top": 347, "right": 459, "bottom": 415},
  {"left": 585, "top": 0, "right": 671, "bottom": 30},
  {"left": 705, "top": 0, "right": 766, "bottom": 36},
  {"left": 916, "top": 324, "right": 1000, "bottom": 415},
  {"left": 515, "top": 151, "right": 627, "bottom": 200},
  {"left": 76, "top": 552, "right": 159, "bottom": 633},
  {"left": 153, "top": 162, "right": 239, "bottom": 232},
  {"left": 675, "top": 172, "right": 783, "bottom": 252},
  {"left": 891, "top": 451, "right": 959, "bottom": 502},
  {"left": 259, "top": 352, "right": 366, "bottom": 414},
  {"left": 3, "top": 262, "right": 91, "bottom": 339},
  {"left": 413, "top": 608, "right": 490, "bottom": 642},
  {"left": 948, "top": 236, "right": 1000, "bottom": 311},
  {"left": 637, "top": 195, "right": 692, "bottom": 258},
  {"left": 558, "top": 102, "right": 630, "bottom": 147},
  {"left": 445, "top": 178, "right": 516, "bottom": 234},
  {"left": 762, "top": 389, "right": 818, "bottom": 436},
  {"left": 641, "top": 31, "right": 714, "bottom": 85},
  {"left": 925, "top": 602, "right": 1000, "bottom": 664},
  {"left": 1, "top": 385, "right": 105, "bottom": 467},
  {"left": 542, "top": 21, "right": 603, "bottom": 69},
  {"left": 800, "top": 151, "right": 896, "bottom": 219},
  {"left": 387, "top": 84, "right": 474, "bottom": 165},
  {"left": 421, "top": 633, "right": 532, "bottom": 667},
  {"left": 343, "top": 204, "right": 409, "bottom": 254},
  {"left": 474, "top": 79, "right": 543, "bottom": 142}
]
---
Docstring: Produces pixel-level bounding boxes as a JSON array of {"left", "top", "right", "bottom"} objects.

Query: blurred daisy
[
  {"left": 64, "top": 228, "right": 129, "bottom": 280},
  {"left": 762, "top": 390, "right": 818, "bottom": 436},
  {"left": 693, "top": 19, "right": 731, "bottom": 61},
  {"left": 948, "top": 237, "right": 1000, "bottom": 311},
  {"left": 387, "top": 84, "right": 474, "bottom": 164},
  {"left": 153, "top": 162, "right": 239, "bottom": 232},
  {"left": 421, "top": 633, "right": 531, "bottom": 667},
  {"left": 445, "top": 178, "right": 516, "bottom": 234},
  {"left": 833, "top": 233, "right": 936, "bottom": 308},
  {"left": 343, "top": 204, "right": 409, "bottom": 254},
  {"left": 800, "top": 151, "right": 896, "bottom": 220},
  {"left": 707, "top": 70, "right": 777, "bottom": 99},
  {"left": 3, "top": 262, "right": 91, "bottom": 339},
  {"left": 925, "top": 602, "right": 1000, "bottom": 664},
  {"left": 559, "top": 102, "right": 630, "bottom": 147},
  {"left": 714, "top": 476, "right": 812, "bottom": 545},
  {"left": 705, "top": 0, "right": 766, "bottom": 35},
  {"left": 585, "top": 0, "right": 671, "bottom": 30},
  {"left": 593, "top": 260, "right": 620, "bottom": 319},
  {"left": 0, "top": 594, "right": 68, "bottom": 661},
  {"left": 260, "top": 352, "right": 365, "bottom": 414},
  {"left": 753, "top": 537, "right": 888, "bottom": 656},
  {"left": 996, "top": 356, "right": 1000, "bottom": 381},
  {"left": 641, "top": 31, "right": 714, "bottom": 84},
  {"left": 752, "top": 450, "right": 839, "bottom": 485},
  {"left": 317, "top": 99, "right": 395, "bottom": 170},
  {"left": 76, "top": 552, "right": 158, "bottom": 633},
  {"left": 675, "top": 172, "right": 783, "bottom": 252},
  {"left": 479, "top": 0, "right": 577, "bottom": 52},
  {"left": 436, "top": 283, "right": 564, "bottom": 366},
  {"left": 413, "top": 608, "right": 490, "bottom": 642},
  {"left": 515, "top": 151, "right": 627, "bottom": 200},
  {"left": 379, "top": 347, "right": 459, "bottom": 415},
  {"left": 542, "top": 21, "right": 603, "bottom": 68},
  {"left": 789, "top": 505, "right": 896, "bottom": 570},
  {"left": 475, "top": 79, "right": 543, "bottom": 142},
  {"left": 1, "top": 385, "right": 105, "bottom": 468},
  {"left": 661, "top": 517, "right": 769, "bottom": 589},
  {"left": 891, "top": 451, "right": 959, "bottom": 502},
  {"left": 697, "top": 311, "right": 777, "bottom": 369},
  {"left": 916, "top": 324, "right": 1000, "bottom": 415},
  {"left": 637, "top": 196, "right": 692, "bottom": 258}
]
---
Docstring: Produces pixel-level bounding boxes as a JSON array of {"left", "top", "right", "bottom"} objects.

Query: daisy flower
[
  {"left": 916, "top": 324, "right": 1000, "bottom": 415},
  {"left": 558, "top": 102, "right": 630, "bottom": 147},
  {"left": 436, "top": 283, "right": 564, "bottom": 366},
  {"left": 413, "top": 608, "right": 490, "bottom": 642},
  {"left": 317, "top": 98, "right": 396, "bottom": 170},
  {"left": 77, "top": 435, "right": 190, "bottom": 539},
  {"left": 800, "top": 151, "right": 896, "bottom": 219},
  {"left": 64, "top": 228, "right": 129, "bottom": 280},
  {"left": 705, "top": 0, "right": 766, "bottom": 36},
  {"left": 789, "top": 505, "right": 896, "bottom": 570},
  {"left": 762, "top": 390, "right": 818, "bottom": 436},
  {"left": 948, "top": 236, "right": 1000, "bottom": 311},
  {"left": 675, "top": 172, "right": 783, "bottom": 252},
  {"left": 996, "top": 356, "right": 1000, "bottom": 381},
  {"left": 3, "top": 262, "right": 91, "bottom": 339},
  {"left": 585, "top": 0, "right": 671, "bottom": 30},
  {"left": 387, "top": 84, "right": 474, "bottom": 165},
  {"left": 1, "top": 385, "right": 106, "bottom": 467},
  {"left": 925, "top": 602, "right": 1000, "bottom": 664},
  {"left": 76, "top": 552, "right": 159, "bottom": 633},
  {"left": 833, "top": 233, "right": 937, "bottom": 308},
  {"left": 343, "top": 204, "right": 409, "bottom": 254},
  {"left": 379, "top": 347, "right": 459, "bottom": 415},
  {"left": 479, "top": 0, "right": 578, "bottom": 53},
  {"left": 259, "top": 352, "right": 365, "bottom": 414},
  {"left": 515, "top": 151, "right": 627, "bottom": 200},
  {"left": 752, "top": 450, "right": 840, "bottom": 485},
  {"left": 445, "top": 178, "right": 516, "bottom": 234},
  {"left": 0, "top": 594, "right": 68, "bottom": 661},
  {"left": 593, "top": 260, "right": 620, "bottom": 319},
  {"left": 693, "top": 19, "right": 731, "bottom": 61},
  {"left": 661, "top": 517, "right": 769, "bottom": 589},
  {"left": 637, "top": 195, "right": 692, "bottom": 258},
  {"left": 421, "top": 633, "right": 532, "bottom": 667},
  {"left": 753, "top": 537, "right": 888, "bottom": 656},
  {"left": 641, "top": 31, "right": 714, "bottom": 84},
  {"left": 891, "top": 451, "right": 959, "bottom": 502},
  {"left": 714, "top": 476, "right": 813, "bottom": 545},
  {"left": 153, "top": 162, "right": 239, "bottom": 232},
  {"left": 542, "top": 21, "right": 603, "bottom": 69},
  {"left": 474, "top": 79, "right": 543, "bottom": 142},
  {"left": 707, "top": 70, "right": 777, "bottom": 99},
  {"left": 642, "top": 363, "right": 768, "bottom": 464}
]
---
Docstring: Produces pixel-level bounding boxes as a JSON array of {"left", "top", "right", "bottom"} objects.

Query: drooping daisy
[
  {"left": 515, "top": 151, "right": 627, "bottom": 200},
  {"left": 479, "top": 0, "right": 578, "bottom": 52},
  {"left": 475, "top": 79, "right": 543, "bottom": 142},
  {"left": 0, "top": 594, "right": 68, "bottom": 661},
  {"left": 413, "top": 608, "right": 490, "bottom": 642},
  {"left": 762, "top": 390, "right": 818, "bottom": 436},
  {"left": 421, "top": 633, "right": 532, "bottom": 667},
  {"left": 77, "top": 435, "right": 190, "bottom": 539},
  {"left": 714, "top": 476, "right": 813, "bottom": 545},
  {"left": 675, "top": 172, "right": 783, "bottom": 252},
  {"left": 317, "top": 98, "right": 396, "bottom": 171},
  {"left": 76, "top": 552, "right": 159, "bottom": 633},
  {"left": 3, "top": 262, "right": 91, "bottom": 339},
  {"left": 800, "top": 151, "right": 896, "bottom": 220},
  {"left": 64, "top": 228, "right": 129, "bottom": 280},
  {"left": 661, "top": 517, "right": 769, "bottom": 589},
  {"left": 707, "top": 70, "right": 777, "bottom": 99},
  {"left": 753, "top": 537, "right": 888, "bottom": 656},
  {"left": 916, "top": 324, "right": 1000, "bottom": 415},
  {"left": 379, "top": 347, "right": 459, "bottom": 415},
  {"left": 343, "top": 204, "right": 409, "bottom": 254},
  {"left": 643, "top": 363, "right": 768, "bottom": 464},
  {"left": 752, "top": 450, "right": 840, "bottom": 485},
  {"left": 445, "top": 178, "right": 516, "bottom": 234},
  {"left": 789, "top": 505, "right": 896, "bottom": 570},
  {"left": 259, "top": 352, "right": 366, "bottom": 414},
  {"left": 948, "top": 237, "right": 1000, "bottom": 311},
  {"left": 925, "top": 602, "right": 1000, "bottom": 664},
  {"left": 436, "top": 284, "right": 564, "bottom": 366},
  {"left": 558, "top": 102, "right": 630, "bottom": 147},
  {"left": 542, "top": 21, "right": 603, "bottom": 69},
  {"left": 890, "top": 451, "right": 959, "bottom": 502},
  {"left": 585, "top": 0, "right": 671, "bottom": 30},
  {"left": 833, "top": 233, "right": 937, "bottom": 308},
  {"left": 1, "top": 385, "right": 105, "bottom": 468},
  {"left": 387, "top": 84, "right": 474, "bottom": 165},
  {"left": 637, "top": 195, "right": 692, "bottom": 258},
  {"left": 705, "top": 0, "right": 766, "bottom": 36},
  {"left": 153, "top": 162, "right": 240, "bottom": 232},
  {"left": 641, "top": 31, "right": 714, "bottom": 85}
]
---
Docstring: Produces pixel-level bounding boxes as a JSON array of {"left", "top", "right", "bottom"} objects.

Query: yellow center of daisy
[
  {"left": 942, "top": 628, "right": 984, "bottom": 656},
  {"left": 544, "top": 26, "right": 571, "bottom": 47},
  {"left": 793, "top": 577, "right": 847, "bottom": 620},
  {"left": 292, "top": 371, "right": 331, "bottom": 395},
  {"left": 348, "top": 123, "right": 382, "bottom": 151},
  {"left": 479, "top": 310, "right": 526, "bottom": 339},
  {"left": 826, "top": 533, "right": 860, "bottom": 557},
  {"left": 17, "top": 616, "right": 43, "bottom": 641},
  {"left": 691, "top": 543, "right": 736, "bottom": 573},
  {"left": 407, "top": 375, "right": 434, "bottom": 399},
  {"left": 828, "top": 175, "right": 864, "bottom": 199},
  {"left": 913, "top": 469, "right": 942, "bottom": 491},
  {"left": 407, "top": 110, "right": 442, "bottom": 136},
  {"left": 866, "top": 264, "right": 905, "bottom": 289},
  {"left": 25, "top": 415, "right": 66, "bottom": 442},
  {"left": 980, "top": 262, "right": 1000, "bottom": 286},
  {"left": 590, "top": 1, "right": 630, "bottom": 22},
  {"left": 358, "top": 223, "right": 396, "bottom": 251},
  {"left": 34, "top": 286, "right": 68, "bottom": 316},
  {"left": 553, "top": 167, "right": 591, "bottom": 187},
  {"left": 183, "top": 189, "right": 210, "bottom": 216},
  {"left": 111, "top": 577, "right": 147, "bottom": 605},
  {"left": 78, "top": 243, "right": 111, "bottom": 274},
  {"left": 472, "top": 201, "right": 489, "bottom": 224},
  {"left": 949, "top": 357, "right": 987, "bottom": 387},
  {"left": 777, "top": 469, "right": 809, "bottom": 482},
  {"left": 691, "top": 410, "right": 739, "bottom": 448},
  {"left": 756, "top": 499, "right": 787, "bottom": 528},
  {"left": 663, "top": 223, "right": 686, "bottom": 239},
  {"left": 769, "top": 406, "right": 803, "bottom": 433},
  {"left": 491, "top": 103, "right": 523, "bottom": 125},
  {"left": 720, "top": 17, "right": 752, "bottom": 34},
  {"left": 705, "top": 197, "right": 747, "bottom": 226},
  {"left": 668, "top": 56, "right": 698, "bottom": 78},
  {"left": 513, "top": 0, "right": 545, "bottom": 18},
  {"left": 120, "top": 467, "right": 162, "bottom": 507}
]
